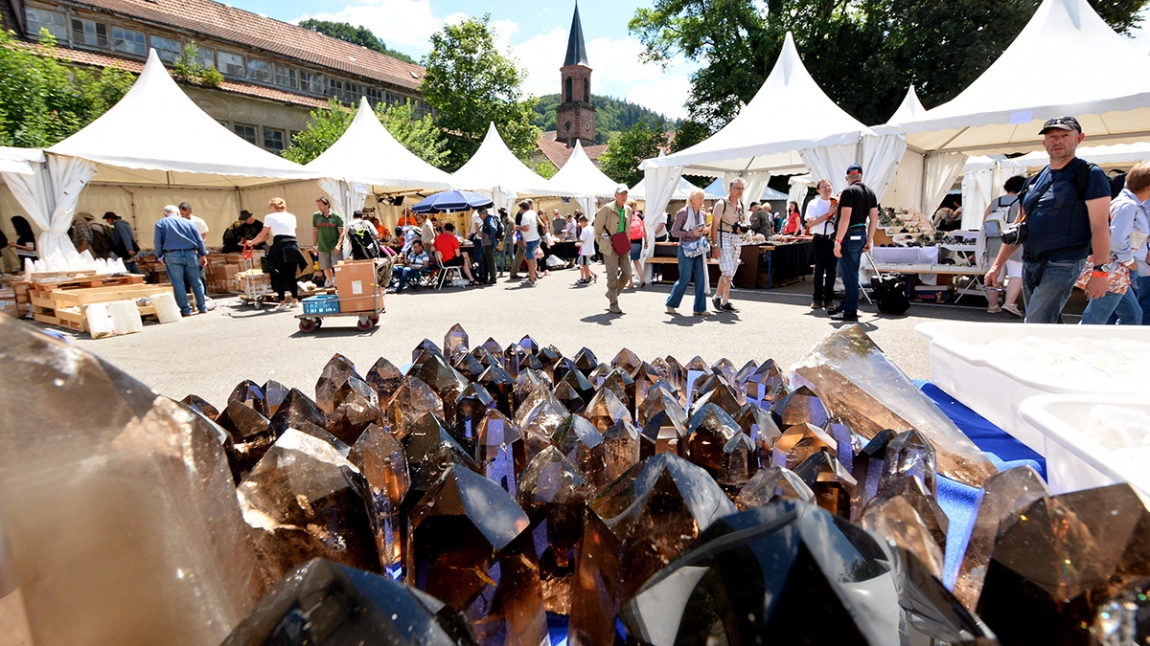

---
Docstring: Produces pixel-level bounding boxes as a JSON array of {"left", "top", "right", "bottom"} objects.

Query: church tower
[{"left": 555, "top": 3, "right": 596, "bottom": 148}]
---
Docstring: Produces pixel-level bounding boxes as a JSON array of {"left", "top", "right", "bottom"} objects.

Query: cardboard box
[{"left": 334, "top": 260, "right": 380, "bottom": 313}]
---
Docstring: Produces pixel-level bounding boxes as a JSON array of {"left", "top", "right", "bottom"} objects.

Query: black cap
[
  {"left": 240, "top": 210, "right": 253, "bottom": 219},
  {"left": 846, "top": 164, "right": 863, "bottom": 175},
  {"left": 1040, "top": 116, "right": 1082, "bottom": 134}
]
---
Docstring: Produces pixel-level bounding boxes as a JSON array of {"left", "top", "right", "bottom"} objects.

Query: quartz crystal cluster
[{"left": 2, "top": 318, "right": 1148, "bottom": 645}]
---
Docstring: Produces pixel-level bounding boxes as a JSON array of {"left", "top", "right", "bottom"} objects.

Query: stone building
[{"left": 537, "top": 3, "right": 607, "bottom": 171}]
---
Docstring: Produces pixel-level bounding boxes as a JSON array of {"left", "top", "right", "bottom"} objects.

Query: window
[
  {"left": 565, "top": 76, "right": 572, "bottom": 103},
  {"left": 25, "top": 7, "right": 66, "bottom": 41},
  {"left": 583, "top": 78, "right": 589, "bottom": 103},
  {"left": 365, "top": 87, "right": 383, "bottom": 106},
  {"left": 299, "top": 71, "right": 323, "bottom": 95},
  {"left": 151, "top": 36, "right": 182, "bottom": 63},
  {"left": 111, "top": 26, "right": 146, "bottom": 56},
  {"left": 217, "top": 51, "right": 244, "bottom": 77},
  {"left": 247, "top": 59, "right": 272, "bottom": 83},
  {"left": 194, "top": 46, "right": 215, "bottom": 69},
  {"left": 71, "top": 18, "right": 107, "bottom": 47},
  {"left": 234, "top": 124, "right": 257, "bottom": 145},
  {"left": 344, "top": 82, "right": 363, "bottom": 103},
  {"left": 263, "top": 128, "right": 285, "bottom": 152},
  {"left": 274, "top": 65, "right": 296, "bottom": 89},
  {"left": 324, "top": 77, "right": 343, "bottom": 100}
]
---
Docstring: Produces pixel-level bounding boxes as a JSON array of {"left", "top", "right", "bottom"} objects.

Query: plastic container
[
  {"left": 915, "top": 322, "right": 1150, "bottom": 454},
  {"left": 1018, "top": 394, "right": 1150, "bottom": 499},
  {"left": 302, "top": 294, "right": 340, "bottom": 315}
]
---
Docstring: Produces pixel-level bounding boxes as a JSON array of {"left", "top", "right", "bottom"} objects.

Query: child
[{"left": 575, "top": 214, "right": 597, "bottom": 285}]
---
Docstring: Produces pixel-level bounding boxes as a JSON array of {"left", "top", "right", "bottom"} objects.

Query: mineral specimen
[
  {"left": 315, "top": 353, "right": 360, "bottom": 415},
  {"left": 349, "top": 424, "right": 411, "bottom": 568}
]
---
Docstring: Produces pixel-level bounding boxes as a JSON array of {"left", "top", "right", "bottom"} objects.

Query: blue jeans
[
  {"left": 392, "top": 266, "right": 424, "bottom": 292},
  {"left": 666, "top": 249, "right": 707, "bottom": 313},
  {"left": 836, "top": 230, "right": 867, "bottom": 315},
  {"left": 1136, "top": 274, "right": 1150, "bottom": 325},
  {"left": 165, "top": 250, "right": 205, "bottom": 315},
  {"left": 1081, "top": 269, "right": 1142, "bottom": 325},
  {"left": 471, "top": 239, "right": 484, "bottom": 276},
  {"left": 1022, "top": 257, "right": 1086, "bottom": 324},
  {"left": 494, "top": 241, "right": 512, "bottom": 274}
]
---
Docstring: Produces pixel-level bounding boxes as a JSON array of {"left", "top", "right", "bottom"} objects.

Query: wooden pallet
[
  {"left": 26, "top": 273, "right": 143, "bottom": 293},
  {"left": 31, "top": 283, "right": 169, "bottom": 333}
]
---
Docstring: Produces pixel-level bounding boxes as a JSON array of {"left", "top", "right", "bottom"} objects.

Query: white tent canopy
[
  {"left": 546, "top": 140, "right": 619, "bottom": 219},
  {"left": 888, "top": 86, "right": 926, "bottom": 125},
  {"left": 0, "top": 147, "right": 43, "bottom": 176},
  {"left": 49, "top": 50, "right": 317, "bottom": 188},
  {"left": 1010, "top": 142, "right": 1150, "bottom": 170},
  {"left": 632, "top": 176, "right": 722, "bottom": 201},
  {"left": 451, "top": 123, "right": 569, "bottom": 209}
]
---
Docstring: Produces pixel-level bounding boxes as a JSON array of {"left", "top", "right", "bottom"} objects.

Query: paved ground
[{"left": 57, "top": 264, "right": 1034, "bottom": 408}]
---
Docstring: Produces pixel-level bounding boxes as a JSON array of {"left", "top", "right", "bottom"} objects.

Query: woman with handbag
[
  {"left": 628, "top": 209, "right": 649, "bottom": 288},
  {"left": 666, "top": 189, "right": 713, "bottom": 316}
]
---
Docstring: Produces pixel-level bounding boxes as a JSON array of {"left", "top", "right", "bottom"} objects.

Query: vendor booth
[{"left": 451, "top": 123, "right": 573, "bottom": 210}]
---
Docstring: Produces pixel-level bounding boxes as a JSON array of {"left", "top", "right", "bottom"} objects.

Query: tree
[
  {"left": 298, "top": 19, "right": 416, "bottom": 64},
  {"left": 421, "top": 15, "right": 541, "bottom": 170},
  {"left": 0, "top": 30, "right": 134, "bottom": 147},
  {"left": 282, "top": 97, "right": 449, "bottom": 167},
  {"left": 671, "top": 120, "right": 709, "bottom": 152},
  {"left": 171, "top": 42, "right": 223, "bottom": 88},
  {"left": 597, "top": 120, "right": 670, "bottom": 187}
]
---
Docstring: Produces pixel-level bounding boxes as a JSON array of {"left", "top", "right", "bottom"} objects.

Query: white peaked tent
[
  {"left": 879, "top": 86, "right": 933, "bottom": 213},
  {"left": 639, "top": 32, "right": 906, "bottom": 248},
  {"left": 548, "top": 140, "right": 619, "bottom": 217},
  {"left": 451, "top": 123, "right": 570, "bottom": 209},
  {"left": 888, "top": 85, "right": 926, "bottom": 124},
  {"left": 306, "top": 97, "right": 455, "bottom": 221}
]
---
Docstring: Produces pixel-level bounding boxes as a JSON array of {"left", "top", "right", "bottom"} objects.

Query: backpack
[
  {"left": 482, "top": 213, "right": 501, "bottom": 242},
  {"left": 347, "top": 222, "right": 381, "bottom": 260},
  {"left": 1019, "top": 159, "right": 1099, "bottom": 209},
  {"left": 983, "top": 195, "right": 1019, "bottom": 238},
  {"left": 89, "top": 222, "right": 113, "bottom": 259}
]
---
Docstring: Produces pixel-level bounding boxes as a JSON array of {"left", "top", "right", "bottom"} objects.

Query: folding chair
[{"left": 435, "top": 251, "right": 462, "bottom": 290}]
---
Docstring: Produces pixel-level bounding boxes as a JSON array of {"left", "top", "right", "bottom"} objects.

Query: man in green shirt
[{"left": 312, "top": 196, "right": 344, "bottom": 284}]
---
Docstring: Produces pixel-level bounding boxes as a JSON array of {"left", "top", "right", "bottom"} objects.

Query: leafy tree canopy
[
  {"left": 420, "top": 14, "right": 541, "bottom": 170},
  {"left": 630, "top": 0, "right": 1149, "bottom": 132},
  {"left": 298, "top": 18, "right": 417, "bottom": 64},
  {"left": 0, "top": 30, "right": 134, "bottom": 147},
  {"left": 597, "top": 119, "right": 670, "bottom": 187},
  {"left": 282, "top": 97, "right": 449, "bottom": 167},
  {"left": 530, "top": 93, "right": 679, "bottom": 144}
]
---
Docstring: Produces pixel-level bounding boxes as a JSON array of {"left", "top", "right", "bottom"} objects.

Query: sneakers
[
  {"left": 810, "top": 299, "right": 823, "bottom": 309},
  {"left": 576, "top": 278, "right": 589, "bottom": 285},
  {"left": 712, "top": 296, "right": 723, "bottom": 312},
  {"left": 1003, "top": 303, "right": 1023, "bottom": 317},
  {"left": 829, "top": 310, "right": 859, "bottom": 322},
  {"left": 825, "top": 306, "right": 842, "bottom": 316},
  {"left": 274, "top": 302, "right": 290, "bottom": 312},
  {"left": 666, "top": 305, "right": 677, "bottom": 314},
  {"left": 722, "top": 302, "right": 739, "bottom": 313}
]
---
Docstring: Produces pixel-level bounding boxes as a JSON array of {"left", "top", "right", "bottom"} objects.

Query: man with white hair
[
  {"left": 592, "top": 184, "right": 634, "bottom": 314},
  {"left": 154, "top": 204, "right": 208, "bottom": 317}
]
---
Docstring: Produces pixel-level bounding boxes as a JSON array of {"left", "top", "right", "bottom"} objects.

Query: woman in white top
[
  {"left": 249, "top": 197, "right": 308, "bottom": 310},
  {"left": 982, "top": 175, "right": 1025, "bottom": 317}
]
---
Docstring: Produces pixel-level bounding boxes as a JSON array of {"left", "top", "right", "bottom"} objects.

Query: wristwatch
[{"left": 1095, "top": 262, "right": 1112, "bottom": 274}]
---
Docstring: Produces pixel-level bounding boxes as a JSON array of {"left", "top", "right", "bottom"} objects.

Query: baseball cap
[
  {"left": 1039, "top": 116, "right": 1082, "bottom": 134},
  {"left": 615, "top": 183, "right": 630, "bottom": 194},
  {"left": 846, "top": 164, "right": 863, "bottom": 175},
  {"left": 102, "top": 212, "right": 120, "bottom": 221}
]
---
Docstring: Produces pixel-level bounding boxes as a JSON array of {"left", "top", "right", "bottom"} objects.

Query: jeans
[
  {"left": 1081, "top": 269, "right": 1142, "bottom": 325},
  {"left": 472, "top": 239, "right": 485, "bottom": 277},
  {"left": 482, "top": 244, "right": 496, "bottom": 283},
  {"left": 1138, "top": 274, "right": 1150, "bottom": 325},
  {"left": 494, "top": 241, "right": 512, "bottom": 274},
  {"left": 165, "top": 250, "right": 205, "bottom": 315},
  {"left": 1022, "top": 257, "right": 1087, "bottom": 324},
  {"left": 836, "top": 231, "right": 867, "bottom": 315},
  {"left": 666, "top": 248, "right": 707, "bottom": 313},
  {"left": 392, "top": 266, "right": 424, "bottom": 292},
  {"left": 811, "top": 235, "right": 837, "bottom": 302}
]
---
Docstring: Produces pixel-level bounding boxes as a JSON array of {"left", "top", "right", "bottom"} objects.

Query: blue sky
[{"left": 223, "top": 0, "right": 700, "bottom": 119}]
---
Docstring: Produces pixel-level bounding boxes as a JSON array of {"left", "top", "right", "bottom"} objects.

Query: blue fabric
[{"left": 153, "top": 215, "right": 207, "bottom": 261}]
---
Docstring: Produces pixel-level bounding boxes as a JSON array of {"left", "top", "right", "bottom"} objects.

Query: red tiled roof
[
  {"left": 538, "top": 130, "right": 607, "bottom": 169},
  {"left": 60, "top": 0, "right": 424, "bottom": 90},
  {"left": 22, "top": 42, "right": 329, "bottom": 109}
]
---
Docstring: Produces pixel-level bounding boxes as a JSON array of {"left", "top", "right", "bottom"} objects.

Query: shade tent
[
  {"left": 0, "top": 148, "right": 43, "bottom": 176},
  {"left": 888, "top": 86, "right": 927, "bottom": 125},
  {"left": 411, "top": 190, "right": 493, "bottom": 214},
  {"left": 631, "top": 176, "right": 722, "bottom": 201},
  {"left": 547, "top": 140, "right": 620, "bottom": 217},
  {"left": 451, "top": 123, "right": 573, "bottom": 210}
]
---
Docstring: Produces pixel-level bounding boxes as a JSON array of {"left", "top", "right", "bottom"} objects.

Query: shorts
[
  {"left": 318, "top": 249, "right": 342, "bottom": 270},
  {"left": 525, "top": 239, "right": 540, "bottom": 260},
  {"left": 1006, "top": 259, "right": 1023, "bottom": 278},
  {"left": 577, "top": 255, "right": 592, "bottom": 266},
  {"left": 630, "top": 241, "right": 643, "bottom": 261},
  {"left": 443, "top": 256, "right": 463, "bottom": 268},
  {"left": 718, "top": 233, "right": 739, "bottom": 276}
]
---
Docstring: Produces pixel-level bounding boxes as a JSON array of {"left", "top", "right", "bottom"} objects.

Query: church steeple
[{"left": 556, "top": 2, "right": 596, "bottom": 148}]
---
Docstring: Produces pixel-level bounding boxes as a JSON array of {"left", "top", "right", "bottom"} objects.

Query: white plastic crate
[{"left": 915, "top": 322, "right": 1150, "bottom": 454}]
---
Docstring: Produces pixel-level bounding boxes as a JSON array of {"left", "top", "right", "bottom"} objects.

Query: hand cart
[
  {"left": 295, "top": 258, "right": 387, "bottom": 332},
  {"left": 295, "top": 307, "right": 384, "bottom": 332},
  {"left": 237, "top": 241, "right": 271, "bottom": 308}
]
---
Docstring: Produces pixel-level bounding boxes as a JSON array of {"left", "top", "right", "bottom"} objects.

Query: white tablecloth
[{"left": 873, "top": 247, "right": 940, "bottom": 285}]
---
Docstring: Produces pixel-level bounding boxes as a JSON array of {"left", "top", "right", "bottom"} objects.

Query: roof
[
  {"left": 59, "top": 0, "right": 424, "bottom": 90},
  {"left": 537, "top": 131, "right": 607, "bottom": 168},
  {"left": 453, "top": 123, "right": 571, "bottom": 197},
  {"left": 548, "top": 140, "right": 618, "bottom": 197},
  {"left": 563, "top": 3, "right": 589, "bottom": 68}
]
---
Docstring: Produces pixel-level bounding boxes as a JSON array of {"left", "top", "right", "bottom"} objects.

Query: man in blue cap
[{"left": 830, "top": 163, "right": 878, "bottom": 322}]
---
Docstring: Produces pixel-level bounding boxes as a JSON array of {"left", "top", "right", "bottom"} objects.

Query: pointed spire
[{"left": 564, "top": 3, "right": 590, "bottom": 67}]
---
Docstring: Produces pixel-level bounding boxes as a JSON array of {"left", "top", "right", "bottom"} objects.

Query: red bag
[{"left": 610, "top": 232, "right": 631, "bottom": 255}]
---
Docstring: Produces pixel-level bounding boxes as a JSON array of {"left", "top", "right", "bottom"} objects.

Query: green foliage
[
  {"left": 0, "top": 30, "right": 134, "bottom": 147},
  {"left": 421, "top": 14, "right": 541, "bottom": 170},
  {"left": 171, "top": 42, "right": 221, "bottom": 88},
  {"left": 298, "top": 18, "right": 416, "bottom": 64},
  {"left": 671, "top": 120, "right": 709, "bottom": 152},
  {"left": 282, "top": 97, "right": 450, "bottom": 167},
  {"left": 597, "top": 120, "right": 670, "bottom": 187},
  {"left": 530, "top": 158, "right": 558, "bottom": 179},
  {"left": 630, "top": 0, "right": 1149, "bottom": 130},
  {"left": 530, "top": 93, "right": 679, "bottom": 144}
]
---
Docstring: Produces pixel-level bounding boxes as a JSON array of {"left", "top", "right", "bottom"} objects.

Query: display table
[
  {"left": 872, "top": 246, "right": 940, "bottom": 285},
  {"left": 649, "top": 241, "right": 812, "bottom": 290}
]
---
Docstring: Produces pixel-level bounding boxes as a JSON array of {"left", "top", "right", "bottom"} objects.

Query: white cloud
[
  {"left": 294, "top": 0, "right": 442, "bottom": 55},
  {"left": 626, "top": 75, "right": 693, "bottom": 121}
]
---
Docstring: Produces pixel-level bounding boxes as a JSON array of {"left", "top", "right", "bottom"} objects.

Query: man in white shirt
[
  {"left": 179, "top": 202, "right": 209, "bottom": 243},
  {"left": 518, "top": 200, "right": 541, "bottom": 285},
  {"left": 803, "top": 179, "right": 837, "bottom": 310}
]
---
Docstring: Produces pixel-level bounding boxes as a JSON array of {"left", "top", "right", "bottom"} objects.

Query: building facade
[{"left": 553, "top": 3, "right": 596, "bottom": 149}]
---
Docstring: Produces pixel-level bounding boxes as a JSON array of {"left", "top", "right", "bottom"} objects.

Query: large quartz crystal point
[
  {"left": 637, "top": 382, "right": 684, "bottom": 427},
  {"left": 879, "top": 428, "right": 938, "bottom": 497},
  {"left": 572, "top": 347, "right": 599, "bottom": 374},
  {"left": 412, "top": 339, "right": 444, "bottom": 364},
  {"left": 413, "top": 355, "right": 470, "bottom": 424},
  {"left": 452, "top": 351, "right": 486, "bottom": 382},
  {"left": 293, "top": 421, "right": 352, "bottom": 457},
  {"left": 403, "top": 413, "right": 482, "bottom": 496},
  {"left": 622, "top": 501, "right": 993, "bottom": 645},
  {"left": 406, "top": 465, "right": 545, "bottom": 645},
  {"left": 453, "top": 383, "right": 496, "bottom": 455},
  {"left": 792, "top": 325, "right": 998, "bottom": 487},
  {"left": 582, "top": 387, "right": 629, "bottom": 433},
  {"left": 602, "top": 368, "right": 636, "bottom": 415},
  {"left": 736, "top": 466, "right": 815, "bottom": 510},
  {"left": 734, "top": 359, "right": 759, "bottom": 385},
  {"left": 182, "top": 393, "right": 220, "bottom": 419},
  {"left": 238, "top": 429, "right": 380, "bottom": 582},
  {"left": 602, "top": 419, "right": 641, "bottom": 483},
  {"left": 217, "top": 401, "right": 275, "bottom": 483},
  {"left": 350, "top": 424, "right": 411, "bottom": 568},
  {"left": 261, "top": 380, "right": 290, "bottom": 417},
  {"left": 1092, "top": 580, "right": 1150, "bottom": 646},
  {"left": 477, "top": 363, "right": 515, "bottom": 418},
  {"left": 388, "top": 377, "right": 445, "bottom": 441},
  {"left": 550, "top": 357, "right": 579, "bottom": 388},
  {"left": 710, "top": 358, "right": 738, "bottom": 385},
  {"left": 538, "top": 345, "right": 563, "bottom": 378},
  {"left": 770, "top": 385, "right": 830, "bottom": 429},
  {"left": 502, "top": 343, "right": 527, "bottom": 377},
  {"left": 717, "top": 432, "right": 759, "bottom": 494},
  {"left": 515, "top": 388, "right": 567, "bottom": 457},
  {"left": 639, "top": 399, "right": 689, "bottom": 460},
  {"left": 513, "top": 368, "right": 552, "bottom": 411},
  {"left": 222, "top": 558, "right": 479, "bottom": 646},
  {"left": 365, "top": 357, "right": 405, "bottom": 404},
  {"left": 326, "top": 376, "right": 382, "bottom": 446},
  {"left": 481, "top": 337, "right": 503, "bottom": 357},
  {"left": 517, "top": 448, "right": 595, "bottom": 615},
  {"left": 851, "top": 428, "right": 896, "bottom": 509},
  {"left": 690, "top": 376, "right": 744, "bottom": 415},
  {"left": 977, "top": 484, "right": 1150, "bottom": 645},
  {"left": 684, "top": 403, "right": 740, "bottom": 477},
  {"left": 860, "top": 476, "right": 949, "bottom": 578},
  {"left": 658, "top": 355, "right": 686, "bottom": 397},
  {"left": 592, "top": 453, "right": 737, "bottom": 601},
  {"left": 315, "top": 353, "right": 361, "bottom": 415},
  {"left": 773, "top": 422, "right": 837, "bottom": 470},
  {"left": 611, "top": 347, "right": 642, "bottom": 374},
  {"left": 475, "top": 409, "right": 528, "bottom": 496},
  {"left": 444, "top": 323, "right": 470, "bottom": 360},
  {"left": 229, "top": 379, "right": 268, "bottom": 417},
  {"left": 269, "top": 388, "right": 327, "bottom": 437},
  {"left": 736, "top": 402, "right": 782, "bottom": 467},
  {"left": 793, "top": 449, "right": 857, "bottom": 519},
  {"left": 1, "top": 318, "right": 266, "bottom": 645},
  {"left": 553, "top": 415, "right": 610, "bottom": 489},
  {"left": 552, "top": 379, "right": 587, "bottom": 415},
  {"left": 568, "top": 508, "right": 623, "bottom": 646},
  {"left": 744, "top": 358, "right": 788, "bottom": 405},
  {"left": 517, "top": 334, "right": 540, "bottom": 355},
  {"left": 630, "top": 362, "right": 664, "bottom": 410},
  {"left": 952, "top": 465, "right": 1050, "bottom": 611}
]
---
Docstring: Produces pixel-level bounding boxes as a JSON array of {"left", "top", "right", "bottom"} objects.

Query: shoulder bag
[
  {"left": 681, "top": 209, "right": 711, "bottom": 258},
  {"left": 608, "top": 207, "right": 631, "bottom": 255}
]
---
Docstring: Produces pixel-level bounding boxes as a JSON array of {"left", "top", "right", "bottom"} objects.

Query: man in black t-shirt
[{"left": 829, "top": 164, "right": 878, "bottom": 322}]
